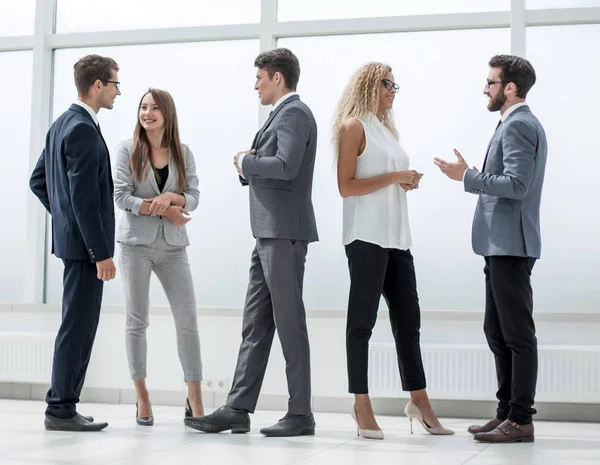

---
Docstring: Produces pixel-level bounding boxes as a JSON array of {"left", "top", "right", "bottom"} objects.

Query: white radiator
[
  {"left": 369, "top": 343, "right": 600, "bottom": 403},
  {"left": 0, "top": 331, "right": 54, "bottom": 383},
  {"left": 1, "top": 333, "right": 599, "bottom": 403}
]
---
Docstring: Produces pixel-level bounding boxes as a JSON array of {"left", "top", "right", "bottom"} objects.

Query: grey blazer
[
  {"left": 464, "top": 105, "right": 547, "bottom": 258},
  {"left": 241, "top": 95, "right": 319, "bottom": 242},
  {"left": 113, "top": 139, "right": 199, "bottom": 247}
]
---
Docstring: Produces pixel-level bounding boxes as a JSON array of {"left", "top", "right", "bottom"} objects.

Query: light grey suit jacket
[
  {"left": 241, "top": 95, "right": 319, "bottom": 242},
  {"left": 113, "top": 139, "right": 199, "bottom": 247},
  {"left": 464, "top": 105, "right": 547, "bottom": 258}
]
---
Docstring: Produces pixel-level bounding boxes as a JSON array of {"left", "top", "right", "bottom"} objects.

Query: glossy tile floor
[{"left": 1, "top": 399, "right": 599, "bottom": 464}]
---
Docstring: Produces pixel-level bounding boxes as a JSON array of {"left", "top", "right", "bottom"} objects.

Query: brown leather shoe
[
  {"left": 473, "top": 420, "right": 534, "bottom": 443},
  {"left": 467, "top": 417, "right": 503, "bottom": 435}
]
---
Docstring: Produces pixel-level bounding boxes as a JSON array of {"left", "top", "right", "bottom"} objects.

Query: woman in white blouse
[{"left": 333, "top": 63, "right": 453, "bottom": 439}]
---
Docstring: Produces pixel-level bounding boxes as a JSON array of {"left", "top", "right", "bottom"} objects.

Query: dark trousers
[
  {"left": 227, "top": 238, "right": 312, "bottom": 415},
  {"left": 345, "top": 240, "right": 426, "bottom": 394},
  {"left": 46, "top": 259, "right": 104, "bottom": 419},
  {"left": 484, "top": 256, "right": 538, "bottom": 425}
]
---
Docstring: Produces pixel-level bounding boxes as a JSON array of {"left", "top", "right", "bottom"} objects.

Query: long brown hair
[{"left": 129, "top": 88, "right": 187, "bottom": 191}]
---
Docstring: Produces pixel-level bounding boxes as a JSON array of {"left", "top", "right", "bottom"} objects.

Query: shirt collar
[
  {"left": 73, "top": 100, "right": 100, "bottom": 126},
  {"left": 273, "top": 92, "right": 298, "bottom": 111},
  {"left": 500, "top": 101, "right": 527, "bottom": 122}
]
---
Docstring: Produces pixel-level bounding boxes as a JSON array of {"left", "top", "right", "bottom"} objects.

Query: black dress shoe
[
  {"left": 184, "top": 405, "right": 250, "bottom": 433},
  {"left": 44, "top": 413, "right": 108, "bottom": 432},
  {"left": 260, "top": 413, "right": 315, "bottom": 437},
  {"left": 82, "top": 415, "right": 94, "bottom": 422}
]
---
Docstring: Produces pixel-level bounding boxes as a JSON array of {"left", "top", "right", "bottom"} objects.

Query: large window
[
  {"left": 0, "top": 51, "right": 33, "bottom": 302},
  {"left": 56, "top": 0, "right": 261, "bottom": 33},
  {"left": 280, "top": 28, "right": 510, "bottom": 311},
  {"left": 526, "top": 24, "right": 600, "bottom": 312},
  {"left": 46, "top": 41, "right": 260, "bottom": 307},
  {"left": 0, "top": 0, "right": 36, "bottom": 36},
  {"left": 278, "top": 0, "right": 510, "bottom": 22}
]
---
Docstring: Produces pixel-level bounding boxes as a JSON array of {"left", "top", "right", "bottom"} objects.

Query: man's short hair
[
  {"left": 74, "top": 54, "right": 119, "bottom": 97},
  {"left": 254, "top": 48, "right": 300, "bottom": 91},
  {"left": 489, "top": 54, "right": 536, "bottom": 99}
]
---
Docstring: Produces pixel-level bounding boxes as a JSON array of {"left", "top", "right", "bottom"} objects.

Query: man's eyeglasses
[
  {"left": 105, "top": 80, "right": 120, "bottom": 90},
  {"left": 485, "top": 79, "right": 504, "bottom": 88},
  {"left": 381, "top": 78, "right": 399, "bottom": 92}
]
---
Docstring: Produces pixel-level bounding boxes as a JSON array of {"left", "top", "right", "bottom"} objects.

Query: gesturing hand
[{"left": 434, "top": 149, "right": 469, "bottom": 181}]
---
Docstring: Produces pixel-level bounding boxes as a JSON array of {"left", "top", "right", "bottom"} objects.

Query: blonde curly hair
[{"left": 332, "top": 62, "right": 399, "bottom": 152}]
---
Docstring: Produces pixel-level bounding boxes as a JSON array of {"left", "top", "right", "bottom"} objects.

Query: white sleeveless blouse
[{"left": 342, "top": 113, "right": 412, "bottom": 250}]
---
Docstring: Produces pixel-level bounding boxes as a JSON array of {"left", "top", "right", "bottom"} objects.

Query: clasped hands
[
  {"left": 143, "top": 193, "right": 190, "bottom": 226},
  {"left": 234, "top": 149, "right": 256, "bottom": 176}
]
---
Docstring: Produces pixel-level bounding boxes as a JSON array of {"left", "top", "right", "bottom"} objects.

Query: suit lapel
[
  {"left": 147, "top": 166, "right": 161, "bottom": 195},
  {"left": 251, "top": 95, "right": 299, "bottom": 149},
  {"left": 482, "top": 126, "right": 501, "bottom": 172},
  {"left": 481, "top": 105, "right": 530, "bottom": 172},
  {"left": 70, "top": 104, "right": 114, "bottom": 190},
  {"left": 162, "top": 151, "right": 177, "bottom": 193}
]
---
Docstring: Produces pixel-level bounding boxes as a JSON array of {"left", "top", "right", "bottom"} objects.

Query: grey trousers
[
  {"left": 227, "top": 238, "right": 312, "bottom": 415},
  {"left": 119, "top": 225, "right": 202, "bottom": 382}
]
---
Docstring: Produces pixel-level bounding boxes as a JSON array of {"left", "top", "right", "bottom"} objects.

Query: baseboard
[{"left": 2, "top": 382, "right": 599, "bottom": 423}]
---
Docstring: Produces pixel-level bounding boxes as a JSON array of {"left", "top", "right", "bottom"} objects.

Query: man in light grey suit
[
  {"left": 434, "top": 55, "right": 547, "bottom": 443},
  {"left": 185, "top": 48, "right": 318, "bottom": 437}
]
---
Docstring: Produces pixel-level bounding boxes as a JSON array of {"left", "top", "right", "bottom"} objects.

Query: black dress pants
[
  {"left": 45, "top": 259, "right": 104, "bottom": 419},
  {"left": 484, "top": 255, "right": 538, "bottom": 425},
  {"left": 345, "top": 240, "right": 426, "bottom": 394}
]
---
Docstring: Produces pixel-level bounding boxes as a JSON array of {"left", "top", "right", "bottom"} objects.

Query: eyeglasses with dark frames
[
  {"left": 105, "top": 80, "right": 120, "bottom": 90},
  {"left": 381, "top": 78, "right": 399, "bottom": 92},
  {"left": 485, "top": 79, "right": 504, "bottom": 88}
]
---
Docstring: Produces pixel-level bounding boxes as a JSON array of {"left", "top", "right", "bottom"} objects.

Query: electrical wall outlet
[{"left": 202, "top": 378, "right": 230, "bottom": 391}]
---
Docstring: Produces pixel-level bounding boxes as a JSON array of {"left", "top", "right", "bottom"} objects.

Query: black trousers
[
  {"left": 484, "top": 256, "right": 538, "bottom": 425},
  {"left": 46, "top": 259, "right": 104, "bottom": 419},
  {"left": 345, "top": 240, "right": 426, "bottom": 394}
]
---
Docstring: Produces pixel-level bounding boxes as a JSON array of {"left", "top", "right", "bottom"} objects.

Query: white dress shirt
[
  {"left": 73, "top": 100, "right": 99, "bottom": 126},
  {"left": 500, "top": 101, "right": 527, "bottom": 122}
]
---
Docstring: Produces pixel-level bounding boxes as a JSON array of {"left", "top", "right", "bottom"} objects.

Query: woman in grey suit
[{"left": 114, "top": 88, "right": 204, "bottom": 425}]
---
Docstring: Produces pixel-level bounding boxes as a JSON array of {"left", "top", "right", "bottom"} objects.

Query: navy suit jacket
[{"left": 30, "top": 104, "right": 115, "bottom": 263}]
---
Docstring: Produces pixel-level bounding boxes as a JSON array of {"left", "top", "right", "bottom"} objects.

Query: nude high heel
[
  {"left": 404, "top": 400, "right": 454, "bottom": 435},
  {"left": 350, "top": 405, "right": 384, "bottom": 440}
]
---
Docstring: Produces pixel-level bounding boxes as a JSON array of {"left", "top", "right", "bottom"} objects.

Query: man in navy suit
[{"left": 30, "top": 55, "right": 121, "bottom": 432}]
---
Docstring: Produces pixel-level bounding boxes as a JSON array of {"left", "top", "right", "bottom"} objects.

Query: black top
[{"left": 155, "top": 165, "right": 169, "bottom": 192}]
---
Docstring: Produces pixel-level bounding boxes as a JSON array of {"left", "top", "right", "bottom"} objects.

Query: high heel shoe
[
  {"left": 136, "top": 402, "right": 154, "bottom": 426},
  {"left": 404, "top": 400, "right": 454, "bottom": 435},
  {"left": 184, "top": 398, "right": 193, "bottom": 419},
  {"left": 350, "top": 405, "right": 384, "bottom": 440}
]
